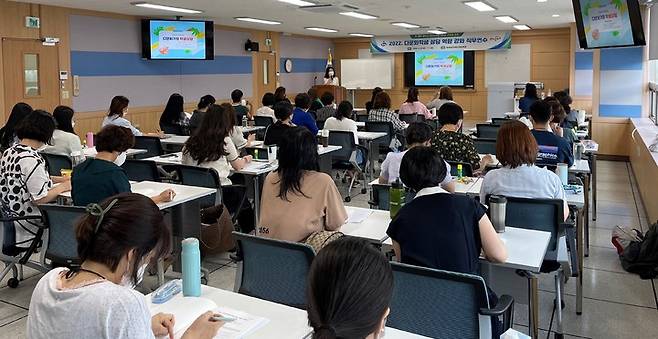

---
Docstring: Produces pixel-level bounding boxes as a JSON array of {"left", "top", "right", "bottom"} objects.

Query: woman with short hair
[
  {"left": 399, "top": 87, "right": 433, "bottom": 120},
  {"left": 368, "top": 92, "right": 407, "bottom": 133}
]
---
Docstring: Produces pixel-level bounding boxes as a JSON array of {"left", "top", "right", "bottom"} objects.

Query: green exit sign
[{"left": 25, "top": 16, "right": 40, "bottom": 29}]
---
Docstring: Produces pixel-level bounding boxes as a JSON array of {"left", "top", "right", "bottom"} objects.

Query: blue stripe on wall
[
  {"left": 575, "top": 51, "right": 593, "bottom": 70},
  {"left": 599, "top": 104, "right": 642, "bottom": 118},
  {"left": 280, "top": 57, "right": 327, "bottom": 73},
  {"left": 600, "top": 47, "right": 643, "bottom": 71},
  {"left": 71, "top": 51, "right": 252, "bottom": 76}
]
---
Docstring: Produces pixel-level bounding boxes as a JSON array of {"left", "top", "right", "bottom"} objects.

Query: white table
[
  {"left": 341, "top": 206, "right": 390, "bottom": 243},
  {"left": 575, "top": 130, "right": 588, "bottom": 139},
  {"left": 77, "top": 147, "right": 146, "bottom": 158},
  {"left": 149, "top": 285, "right": 310, "bottom": 339}
]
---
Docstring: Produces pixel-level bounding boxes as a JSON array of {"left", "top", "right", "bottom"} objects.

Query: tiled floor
[{"left": 0, "top": 160, "right": 656, "bottom": 338}]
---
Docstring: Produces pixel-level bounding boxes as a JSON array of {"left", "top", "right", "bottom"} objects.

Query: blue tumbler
[{"left": 181, "top": 238, "right": 201, "bottom": 297}]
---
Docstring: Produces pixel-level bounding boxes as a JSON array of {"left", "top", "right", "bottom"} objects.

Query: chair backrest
[
  {"left": 399, "top": 114, "right": 424, "bottom": 124},
  {"left": 491, "top": 118, "right": 511, "bottom": 126},
  {"left": 389, "top": 262, "right": 491, "bottom": 339},
  {"left": 233, "top": 232, "right": 315, "bottom": 309},
  {"left": 134, "top": 136, "right": 164, "bottom": 159},
  {"left": 160, "top": 123, "right": 183, "bottom": 135},
  {"left": 175, "top": 165, "right": 220, "bottom": 208},
  {"left": 476, "top": 124, "right": 501, "bottom": 139},
  {"left": 121, "top": 160, "right": 161, "bottom": 182},
  {"left": 370, "top": 184, "right": 416, "bottom": 210},
  {"left": 41, "top": 153, "right": 73, "bottom": 176},
  {"left": 39, "top": 205, "right": 86, "bottom": 267},
  {"left": 365, "top": 121, "right": 393, "bottom": 145},
  {"left": 355, "top": 113, "right": 368, "bottom": 123},
  {"left": 254, "top": 116, "right": 274, "bottom": 128},
  {"left": 448, "top": 161, "right": 474, "bottom": 177},
  {"left": 328, "top": 131, "right": 356, "bottom": 162},
  {"left": 474, "top": 138, "right": 497, "bottom": 155}
]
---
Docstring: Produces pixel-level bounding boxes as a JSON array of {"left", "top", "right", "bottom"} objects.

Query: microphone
[{"left": 314, "top": 75, "right": 317, "bottom": 86}]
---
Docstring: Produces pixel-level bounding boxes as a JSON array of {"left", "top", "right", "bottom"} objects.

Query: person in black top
[
  {"left": 307, "top": 87, "right": 324, "bottom": 113},
  {"left": 529, "top": 100, "right": 574, "bottom": 167},
  {"left": 189, "top": 94, "right": 216, "bottom": 134},
  {"left": 519, "top": 83, "right": 539, "bottom": 113},
  {"left": 264, "top": 101, "right": 294, "bottom": 146}
]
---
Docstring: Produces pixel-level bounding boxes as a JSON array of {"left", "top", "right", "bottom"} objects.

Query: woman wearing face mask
[
  {"left": 27, "top": 193, "right": 223, "bottom": 339},
  {"left": 71, "top": 125, "right": 174, "bottom": 206},
  {"left": 43, "top": 105, "right": 83, "bottom": 159},
  {"left": 0, "top": 110, "right": 71, "bottom": 244},
  {"left": 323, "top": 66, "right": 339, "bottom": 86},
  {"left": 307, "top": 237, "right": 393, "bottom": 339}
]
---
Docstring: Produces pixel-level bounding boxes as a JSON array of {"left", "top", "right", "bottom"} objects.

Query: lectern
[{"left": 312, "top": 85, "right": 347, "bottom": 103}]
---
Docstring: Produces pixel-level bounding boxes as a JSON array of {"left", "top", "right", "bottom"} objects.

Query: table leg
[
  {"left": 577, "top": 207, "right": 584, "bottom": 315},
  {"left": 583, "top": 174, "right": 590, "bottom": 257},
  {"left": 253, "top": 175, "right": 261, "bottom": 227},
  {"left": 591, "top": 153, "right": 597, "bottom": 221},
  {"left": 367, "top": 140, "right": 377, "bottom": 183},
  {"left": 527, "top": 272, "right": 539, "bottom": 339},
  {"left": 170, "top": 200, "right": 202, "bottom": 273}
]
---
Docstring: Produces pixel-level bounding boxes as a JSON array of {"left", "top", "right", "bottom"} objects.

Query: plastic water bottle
[
  {"left": 457, "top": 164, "right": 463, "bottom": 179},
  {"left": 86, "top": 132, "right": 94, "bottom": 148},
  {"left": 181, "top": 238, "right": 201, "bottom": 297},
  {"left": 390, "top": 178, "right": 405, "bottom": 218},
  {"left": 242, "top": 115, "right": 248, "bottom": 128}
]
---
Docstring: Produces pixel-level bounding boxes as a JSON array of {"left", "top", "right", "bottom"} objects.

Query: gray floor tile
[
  {"left": 554, "top": 293, "right": 658, "bottom": 339},
  {"left": 0, "top": 264, "right": 42, "bottom": 289},
  {"left": 596, "top": 200, "right": 640, "bottom": 217},
  {"left": 590, "top": 213, "right": 641, "bottom": 230},
  {"left": 596, "top": 172, "right": 631, "bottom": 185},
  {"left": 596, "top": 181, "right": 634, "bottom": 194},
  {"left": 0, "top": 275, "right": 41, "bottom": 309},
  {"left": 0, "top": 301, "right": 27, "bottom": 327},
  {"left": 588, "top": 227, "right": 616, "bottom": 249},
  {"left": 596, "top": 190, "right": 635, "bottom": 204},
  {"left": 206, "top": 265, "right": 236, "bottom": 292},
  {"left": 0, "top": 316, "right": 27, "bottom": 337},
  {"left": 511, "top": 289, "right": 555, "bottom": 330},
  {"left": 508, "top": 325, "right": 550, "bottom": 338},
  {"left": 582, "top": 246, "right": 628, "bottom": 274}
]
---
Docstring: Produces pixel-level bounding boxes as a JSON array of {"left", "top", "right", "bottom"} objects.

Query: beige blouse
[{"left": 258, "top": 171, "right": 348, "bottom": 242}]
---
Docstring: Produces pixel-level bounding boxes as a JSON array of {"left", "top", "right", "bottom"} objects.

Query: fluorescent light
[
  {"left": 513, "top": 24, "right": 532, "bottom": 30},
  {"left": 132, "top": 2, "right": 202, "bottom": 14},
  {"left": 428, "top": 30, "right": 447, "bottom": 35},
  {"left": 305, "top": 27, "right": 338, "bottom": 33},
  {"left": 339, "top": 11, "right": 378, "bottom": 20},
  {"left": 392, "top": 22, "right": 420, "bottom": 29},
  {"left": 349, "top": 33, "right": 374, "bottom": 37},
  {"left": 495, "top": 16, "right": 518, "bottom": 23},
  {"left": 552, "top": 14, "right": 560, "bottom": 17},
  {"left": 537, "top": 0, "right": 548, "bottom": 2},
  {"left": 235, "top": 17, "right": 282, "bottom": 25},
  {"left": 463, "top": 1, "right": 496, "bottom": 12},
  {"left": 278, "top": 0, "right": 315, "bottom": 6}
]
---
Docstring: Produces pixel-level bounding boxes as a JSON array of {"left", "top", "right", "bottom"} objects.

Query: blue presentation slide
[
  {"left": 414, "top": 51, "right": 465, "bottom": 86},
  {"left": 149, "top": 20, "right": 207, "bottom": 59},
  {"left": 580, "top": 0, "right": 634, "bottom": 48}
]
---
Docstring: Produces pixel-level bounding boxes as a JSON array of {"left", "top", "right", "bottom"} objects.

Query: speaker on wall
[{"left": 244, "top": 39, "right": 259, "bottom": 52}]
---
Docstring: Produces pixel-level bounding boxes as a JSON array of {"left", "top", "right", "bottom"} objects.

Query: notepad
[
  {"left": 150, "top": 296, "right": 269, "bottom": 339},
  {"left": 346, "top": 209, "right": 372, "bottom": 224}
]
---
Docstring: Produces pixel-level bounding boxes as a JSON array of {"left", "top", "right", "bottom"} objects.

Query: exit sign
[{"left": 25, "top": 16, "right": 40, "bottom": 29}]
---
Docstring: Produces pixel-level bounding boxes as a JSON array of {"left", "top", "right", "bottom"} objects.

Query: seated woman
[
  {"left": 380, "top": 122, "right": 454, "bottom": 192},
  {"left": 480, "top": 120, "right": 570, "bottom": 220},
  {"left": 189, "top": 94, "right": 216, "bottom": 134},
  {"left": 307, "top": 237, "right": 393, "bottom": 339},
  {"left": 399, "top": 87, "right": 434, "bottom": 120},
  {"left": 431, "top": 102, "right": 491, "bottom": 171},
  {"left": 364, "top": 87, "right": 383, "bottom": 114},
  {"left": 368, "top": 91, "right": 407, "bottom": 133},
  {"left": 182, "top": 104, "right": 252, "bottom": 186},
  {"left": 255, "top": 92, "right": 276, "bottom": 122},
  {"left": 220, "top": 103, "right": 254, "bottom": 150},
  {"left": 545, "top": 96, "right": 576, "bottom": 145},
  {"left": 159, "top": 93, "right": 189, "bottom": 135},
  {"left": 0, "top": 102, "right": 32, "bottom": 151},
  {"left": 258, "top": 127, "right": 347, "bottom": 242},
  {"left": 426, "top": 86, "right": 455, "bottom": 111},
  {"left": 0, "top": 110, "right": 71, "bottom": 244},
  {"left": 27, "top": 193, "right": 222, "bottom": 339},
  {"left": 44, "top": 105, "right": 83, "bottom": 159},
  {"left": 72, "top": 125, "right": 174, "bottom": 206},
  {"left": 263, "top": 101, "right": 295, "bottom": 146},
  {"left": 323, "top": 101, "right": 358, "bottom": 144},
  {"left": 102, "top": 96, "right": 161, "bottom": 137},
  {"left": 274, "top": 86, "right": 290, "bottom": 104}
]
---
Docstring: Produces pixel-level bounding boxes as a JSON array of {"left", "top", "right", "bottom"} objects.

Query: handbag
[
  {"left": 303, "top": 230, "right": 344, "bottom": 253},
  {"left": 199, "top": 204, "right": 236, "bottom": 256}
]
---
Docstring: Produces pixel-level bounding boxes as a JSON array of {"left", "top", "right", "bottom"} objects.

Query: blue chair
[
  {"left": 388, "top": 262, "right": 514, "bottom": 338},
  {"left": 485, "top": 196, "right": 579, "bottom": 339},
  {"left": 328, "top": 131, "right": 368, "bottom": 202},
  {"left": 39, "top": 205, "right": 86, "bottom": 268},
  {"left": 474, "top": 138, "right": 497, "bottom": 155},
  {"left": 476, "top": 124, "right": 501, "bottom": 139},
  {"left": 232, "top": 232, "right": 315, "bottom": 309},
  {"left": 366, "top": 121, "right": 395, "bottom": 154},
  {"left": 41, "top": 152, "right": 73, "bottom": 176},
  {"left": 399, "top": 114, "right": 426, "bottom": 124},
  {"left": 121, "top": 159, "right": 161, "bottom": 182}
]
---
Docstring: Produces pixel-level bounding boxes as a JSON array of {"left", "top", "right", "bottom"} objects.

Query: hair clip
[{"left": 85, "top": 198, "right": 119, "bottom": 234}]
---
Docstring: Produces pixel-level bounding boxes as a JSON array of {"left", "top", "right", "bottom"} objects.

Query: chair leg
[
  {"left": 554, "top": 270, "right": 564, "bottom": 338},
  {"left": 18, "top": 264, "right": 24, "bottom": 280}
]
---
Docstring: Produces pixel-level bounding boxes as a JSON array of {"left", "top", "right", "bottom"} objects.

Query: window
[{"left": 23, "top": 54, "right": 39, "bottom": 97}]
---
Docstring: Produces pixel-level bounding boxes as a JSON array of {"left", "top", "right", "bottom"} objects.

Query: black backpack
[{"left": 620, "top": 221, "right": 658, "bottom": 279}]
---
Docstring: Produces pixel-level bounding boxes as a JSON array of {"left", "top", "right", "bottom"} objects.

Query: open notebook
[{"left": 149, "top": 296, "right": 269, "bottom": 339}]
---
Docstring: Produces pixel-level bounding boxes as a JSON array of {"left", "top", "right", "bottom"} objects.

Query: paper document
[{"left": 346, "top": 209, "right": 372, "bottom": 224}]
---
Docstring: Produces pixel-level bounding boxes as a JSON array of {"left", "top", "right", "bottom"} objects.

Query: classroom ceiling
[{"left": 16, "top": 0, "right": 576, "bottom": 37}]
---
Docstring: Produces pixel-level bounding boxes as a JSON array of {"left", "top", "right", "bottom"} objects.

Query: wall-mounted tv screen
[
  {"left": 141, "top": 19, "right": 214, "bottom": 60},
  {"left": 572, "top": 0, "right": 645, "bottom": 49},
  {"left": 404, "top": 51, "right": 475, "bottom": 89}
]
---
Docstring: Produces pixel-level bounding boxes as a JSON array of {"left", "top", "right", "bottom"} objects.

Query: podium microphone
[{"left": 314, "top": 75, "right": 317, "bottom": 86}]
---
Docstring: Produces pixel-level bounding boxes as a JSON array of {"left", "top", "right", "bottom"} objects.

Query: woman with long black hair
[
  {"left": 44, "top": 105, "right": 83, "bottom": 157},
  {"left": 0, "top": 102, "right": 33, "bottom": 151},
  {"left": 257, "top": 127, "right": 347, "bottom": 242},
  {"left": 159, "top": 93, "right": 189, "bottom": 135}
]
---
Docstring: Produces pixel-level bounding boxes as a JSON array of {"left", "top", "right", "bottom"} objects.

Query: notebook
[{"left": 149, "top": 296, "right": 269, "bottom": 339}]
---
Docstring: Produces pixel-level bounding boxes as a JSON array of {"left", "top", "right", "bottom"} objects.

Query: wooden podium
[{"left": 313, "top": 85, "right": 347, "bottom": 103}]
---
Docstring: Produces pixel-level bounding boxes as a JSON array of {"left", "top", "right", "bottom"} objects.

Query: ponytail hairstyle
[
  {"left": 76, "top": 193, "right": 171, "bottom": 285},
  {"left": 307, "top": 237, "right": 393, "bottom": 339}
]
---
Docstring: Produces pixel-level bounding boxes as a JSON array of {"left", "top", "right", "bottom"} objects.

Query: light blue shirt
[
  {"left": 102, "top": 115, "right": 142, "bottom": 136},
  {"left": 480, "top": 164, "right": 566, "bottom": 205}
]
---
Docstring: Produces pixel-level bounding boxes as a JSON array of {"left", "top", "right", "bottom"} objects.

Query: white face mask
[
  {"left": 114, "top": 152, "right": 127, "bottom": 166},
  {"left": 328, "top": 71, "right": 334, "bottom": 77},
  {"left": 121, "top": 263, "right": 148, "bottom": 289},
  {"left": 71, "top": 120, "right": 76, "bottom": 128}
]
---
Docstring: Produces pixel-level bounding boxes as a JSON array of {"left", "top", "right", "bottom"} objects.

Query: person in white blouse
[
  {"left": 426, "top": 86, "right": 455, "bottom": 111},
  {"left": 323, "top": 66, "right": 340, "bottom": 86},
  {"left": 255, "top": 92, "right": 276, "bottom": 122},
  {"left": 324, "top": 101, "right": 366, "bottom": 167},
  {"left": 44, "top": 105, "right": 83, "bottom": 159}
]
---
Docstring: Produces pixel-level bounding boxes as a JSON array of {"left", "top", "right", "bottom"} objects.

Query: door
[
  {"left": 254, "top": 52, "right": 277, "bottom": 104},
  {"left": 2, "top": 39, "right": 60, "bottom": 120}
]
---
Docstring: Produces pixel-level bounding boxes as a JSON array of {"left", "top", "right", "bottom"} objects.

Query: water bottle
[
  {"left": 242, "top": 115, "right": 248, "bottom": 128},
  {"left": 457, "top": 164, "right": 463, "bottom": 179},
  {"left": 86, "top": 132, "right": 94, "bottom": 148},
  {"left": 390, "top": 179, "right": 405, "bottom": 218},
  {"left": 181, "top": 238, "right": 201, "bottom": 297},
  {"left": 489, "top": 195, "right": 507, "bottom": 233}
]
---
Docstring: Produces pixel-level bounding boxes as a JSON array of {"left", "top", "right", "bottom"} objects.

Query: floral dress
[{"left": 431, "top": 130, "right": 481, "bottom": 169}]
